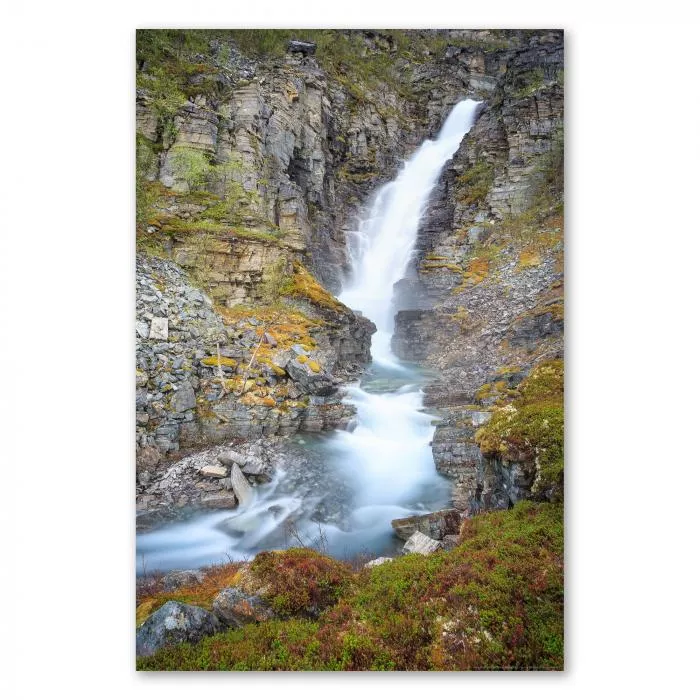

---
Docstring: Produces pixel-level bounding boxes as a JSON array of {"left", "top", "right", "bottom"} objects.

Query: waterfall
[
  {"left": 316, "top": 98, "right": 482, "bottom": 554},
  {"left": 136, "top": 99, "right": 482, "bottom": 571},
  {"left": 340, "top": 98, "right": 482, "bottom": 366}
]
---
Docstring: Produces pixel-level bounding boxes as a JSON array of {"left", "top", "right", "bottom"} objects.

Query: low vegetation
[
  {"left": 475, "top": 359, "right": 564, "bottom": 499},
  {"left": 137, "top": 501, "right": 563, "bottom": 671}
]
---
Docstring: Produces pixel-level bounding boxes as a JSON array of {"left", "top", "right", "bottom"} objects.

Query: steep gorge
[{"left": 136, "top": 28, "right": 563, "bottom": 536}]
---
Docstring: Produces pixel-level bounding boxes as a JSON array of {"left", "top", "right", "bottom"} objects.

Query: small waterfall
[
  {"left": 340, "top": 98, "right": 482, "bottom": 366},
  {"left": 136, "top": 99, "right": 482, "bottom": 571}
]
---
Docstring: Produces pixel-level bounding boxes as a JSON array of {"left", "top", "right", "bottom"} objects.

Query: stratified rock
[
  {"left": 200, "top": 492, "right": 238, "bottom": 509},
  {"left": 149, "top": 317, "right": 168, "bottom": 340},
  {"left": 391, "top": 508, "right": 461, "bottom": 541},
  {"left": 212, "top": 587, "right": 274, "bottom": 627},
  {"left": 162, "top": 569, "right": 205, "bottom": 592},
  {"left": 136, "top": 601, "right": 224, "bottom": 657},
  {"left": 403, "top": 531, "right": 444, "bottom": 555}
]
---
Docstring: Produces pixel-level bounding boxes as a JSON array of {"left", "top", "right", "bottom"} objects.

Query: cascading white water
[
  {"left": 341, "top": 98, "right": 482, "bottom": 366},
  {"left": 136, "top": 99, "right": 482, "bottom": 571},
  {"left": 322, "top": 98, "right": 482, "bottom": 543}
]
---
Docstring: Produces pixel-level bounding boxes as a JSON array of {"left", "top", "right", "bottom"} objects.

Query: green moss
[
  {"left": 456, "top": 160, "right": 495, "bottom": 207},
  {"left": 137, "top": 502, "right": 563, "bottom": 671},
  {"left": 514, "top": 68, "right": 547, "bottom": 98},
  {"left": 161, "top": 219, "right": 282, "bottom": 243},
  {"left": 475, "top": 360, "right": 563, "bottom": 498},
  {"left": 200, "top": 356, "right": 237, "bottom": 368},
  {"left": 280, "top": 262, "right": 346, "bottom": 312}
]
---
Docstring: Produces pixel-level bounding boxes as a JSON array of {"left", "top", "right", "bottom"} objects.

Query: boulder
[
  {"left": 212, "top": 587, "right": 274, "bottom": 627},
  {"left": 391, "top": 508, "right": 461, "bottom": 541},
  {"left": 200, "top": 464, "right": 228, "bottom": 478},
  {"left": 287, "top": 40, "right": 316, "bottom": 56},
  {"left": 229, "top": 464, "right": 252, "bottom": 506},
  {"left": 403, "top": 531, "right": 444, "bottom": 556},
  {"left": 161, "top": 569, "right": 205, "bottom": 592},
  {"left": 200, "top": 492, "right": 238, "bottom": 508},
  {"left": 136, "top": 601, "right": 224, "bottom": 657},
  {"left": 364, "top": 557, "right": 394, "bottom": 568},
  {"left": 241, "top": 456, "right": 265, "bottom": 476},
  {"left": 442, "top": 535, "right": 460, "bottom": 552},
  {"left": 171, "top": 380, "right": 196, "bottom": 413},
  {"left": 136, "top": 445, "right": 161, "bottom": 471},
  {"left": 149, "top": 317, "right": 168, "bottom": 340},
  {"left": 286, "top": 357, "right": 336, "bottom": 396},
  {"left": 217, "top": 450, "right": 247, "bottom": 467}
]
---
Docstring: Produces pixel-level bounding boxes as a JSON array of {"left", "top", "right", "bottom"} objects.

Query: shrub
[
  {"left": 137, "top": 503, "right": 563, "bottom": 671},
  {"left": 249, "top": 548, "right": 353, "bottom": 618}
]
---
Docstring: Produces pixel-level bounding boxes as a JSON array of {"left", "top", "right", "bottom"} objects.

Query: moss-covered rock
[{"left": 475, "top": 359, "right": 563, "bottom": 500}]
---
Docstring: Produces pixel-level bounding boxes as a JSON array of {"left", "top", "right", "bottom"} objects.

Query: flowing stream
[{"left": 137, "top": 99, "right": 482, "bottom": 572}]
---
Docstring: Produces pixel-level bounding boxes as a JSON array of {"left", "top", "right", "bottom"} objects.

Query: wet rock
[
  {"left": 212, "top": 587, "right": 274, "bottom": 627},
  {"left": 241, "top": 456, "right": 265, "bottom": 476},
  {"left": 403, "top": 531, "right": 444, "bottom": 555},
  {"left": 229, "top": 464, "right": 252, "bottom": 506},
  {"left": 136, "top": 601, "right": 224, "bottom": 657},
  {"left": 391, "top": 508, "right": 461, "bottom": 541},
  {"left": 200, "top": 492, "right": 238, "bottom": 508}
]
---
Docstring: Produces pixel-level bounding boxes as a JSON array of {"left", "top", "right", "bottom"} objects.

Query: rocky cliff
[{"left": 136, "top": 29, "right": 564, "bottom": 519}]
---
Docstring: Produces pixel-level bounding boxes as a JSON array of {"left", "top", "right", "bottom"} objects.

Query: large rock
[
  {"left": 212, "top": 587, "right": 274, "bottom": 627},
  {"left": 391, "top": 508, "right": 461, "bottom": 541},
  {"left": 286, "top": 357, "right": 336, "bottom": 396},
  {"left": 149, "top": 317, "right": 168, "bottom": 340},
  {"left": 364, "top": 557, "right": 394, "bottom": 568},
  {"left": 229, "top": 464, "right": 252, "bottom": 506},
  {"left": 135, "top": 601, "right": 224, "bottom": 657},
  {"left": 200, "top": 464, "right": 228, "bottom": 478},
  {"left": 287, "top": 40, "right": 316, "bottom": 56},
  {"left": 403, "top": 531, "right": 444, "bottom": 555},
  {"left": 171, "top": 380, "right": 196, "bottom": 413},
  {"left": 161, "top": 569, "right": 205, "bottom": 592},
  {"left": 217, "top": 451, "right": 247, "bottom": 467}
]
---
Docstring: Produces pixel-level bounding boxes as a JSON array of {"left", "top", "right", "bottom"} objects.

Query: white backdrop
[{"left": 2, "top": 2, "right": 699, "bottom": 697}]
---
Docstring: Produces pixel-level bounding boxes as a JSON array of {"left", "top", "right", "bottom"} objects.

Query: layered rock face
[
  {"left": 389, "top": 31, "right": 565, "bottom": 514},
  {"left": 136, "top": 29, "right": 564, "bottom": 518},
  {"left": 136, "top": 254, "right": 374, "bottom": 468}
]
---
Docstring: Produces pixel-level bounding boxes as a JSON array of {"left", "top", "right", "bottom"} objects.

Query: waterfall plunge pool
[{"left": 136, "top": 361, "right": 451, "bottom": 573}]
